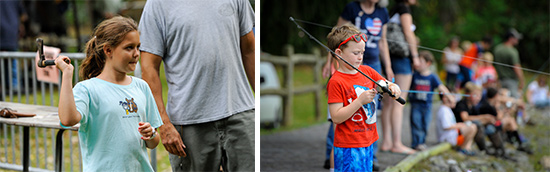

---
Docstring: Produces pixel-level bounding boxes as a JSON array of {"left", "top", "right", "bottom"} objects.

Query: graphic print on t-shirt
[
  {"left": 119, "top": 98, "right": 138, "bottom": 115},
  {"left": 365, "top": 17, "right": 382, "bottom": 36},
  {"left": 352, "top": 85, "right": 377, "bottom": 124}
]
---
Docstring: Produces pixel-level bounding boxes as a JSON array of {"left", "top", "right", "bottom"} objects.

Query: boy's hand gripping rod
[
  {"left": 36, "top": 38, "right": 70, "bottom": 68},
  {"left": 289, "top": 17, "right": 406, "bottom": 105}
]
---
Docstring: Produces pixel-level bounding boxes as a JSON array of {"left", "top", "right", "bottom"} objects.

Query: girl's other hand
[{"left": 138, "top": 122, "right": 154, "bottom": 140}]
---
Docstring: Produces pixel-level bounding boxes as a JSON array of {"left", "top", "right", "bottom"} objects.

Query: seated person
[
  {"left": 491, "top": 88, "right": 533, "bottom": 154},
  {"left": 452, "top": 82, "right": 505, "bottom": 156},
  {"left": 526, "top": 75, "right": 550, "bottom": 109},
  {"left": 436, "top": 93, "right": 477, "bottom": 156}
]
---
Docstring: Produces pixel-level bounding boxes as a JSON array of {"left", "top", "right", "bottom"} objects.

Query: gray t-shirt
[{"left": 139, "top": 0, "right": 255, "bottom": 125}]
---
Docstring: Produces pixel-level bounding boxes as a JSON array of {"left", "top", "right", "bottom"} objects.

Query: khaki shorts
[{"left": 169, "top": 109, "right": 255, "bottom": 171}]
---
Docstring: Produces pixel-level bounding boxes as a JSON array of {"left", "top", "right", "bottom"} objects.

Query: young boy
[
  {"left": 436, "top": 93, "right": 477, "bottom": 156},
  {"left": 327, "top": 25, "right": 401, "bottom": 172},
  {"left": 409, "top": 50, "right": 454, "bottom": 150}
]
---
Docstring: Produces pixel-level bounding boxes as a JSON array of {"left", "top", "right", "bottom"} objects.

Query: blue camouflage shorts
[{"left": 334, "top": 144, "right": 374, "bottom": 172}]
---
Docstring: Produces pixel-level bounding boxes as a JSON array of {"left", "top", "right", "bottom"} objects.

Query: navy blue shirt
[
  {"left": 408, "top": 72, "right": 442, "bottom": 103},
  {"left": 0, "top": 0, "right": 26, "bottom": 50},
  {"left": 341, "top": 2, "right": 389, "bottom": 66}
]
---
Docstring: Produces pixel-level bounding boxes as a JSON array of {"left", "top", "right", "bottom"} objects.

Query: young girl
[{"left": 56, "top": 16, "right": 162, "bottom": 171}]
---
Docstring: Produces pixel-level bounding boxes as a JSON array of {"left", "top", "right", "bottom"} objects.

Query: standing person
[
  {"left": 321, "top": 0, "right": 395, "bottom": 169},
  {"left": 0, "top": 0, "right": 27, "bottom": 96},
  {"left": 442, "top": 36, "right": 463, "bottom": 90},
  {"left": 139, "top": 0, "right": 255, "bottom": 171},
  {"left": 380, "top": 0, "right": 419, "bottom": 155},
  {"left": 459, "top": 36, "right": 493, "bottom": 88},
  {"left": 494, "top": 28, "right": 525, "bottom": 99},
  {"left": 408, "top": 51, "right": 454, "bottom": 151},
  {"left": 55, "top": 16, "right": 162, "bottom": 171},
  {"left": 436, "top": 93, "right": 477, "bottom": 156},
  {"left": 326, "top": 25, "right": 401, "bottom": 172}
]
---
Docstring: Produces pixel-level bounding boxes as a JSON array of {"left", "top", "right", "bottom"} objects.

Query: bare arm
[
  {"left": 56, "top": 56, "right": 81, "bottom": 126},
  {"left": 400, "top": 13, "right": 419, "bottom": 67},
  {"left": 461, "top": 111, "right": 495, "bottom": 124},
  {"left": 438, "top": 84, "right": 455, "bottom": 105},
  {"left": 323, "top": 53, "right": 333, "bottom": 78},
  {"left": 514, "top": 64, "right": 525, "bottom": 91},
  {"left": 140, "top": 51, "right": 187, "bottom": 157},
  {"left": 240, "top": 30, "right": 255, "bottom": 92},
  {"left": 445, "top": 123, "right": 464, "bottom": 130},
  {"left": 379, "top": 24, "right": 394, "bottom": 81}
]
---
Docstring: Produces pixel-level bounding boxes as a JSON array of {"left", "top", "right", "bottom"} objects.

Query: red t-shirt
[{"left": 327, "top": 65, "right": 385, "bottom": 148}]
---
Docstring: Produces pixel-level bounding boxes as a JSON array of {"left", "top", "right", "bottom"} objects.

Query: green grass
[{"left": 260, "top": 65, "right": 329, "bottom": 135}]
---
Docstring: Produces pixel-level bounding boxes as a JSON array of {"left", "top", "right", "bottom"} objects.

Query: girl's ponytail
[{"left": 80, "top": 36, "right": 105, "bottom": 80}]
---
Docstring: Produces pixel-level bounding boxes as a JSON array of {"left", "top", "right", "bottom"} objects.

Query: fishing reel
[{"left": 375, "top": 80, "right": 405, "bottom": 104}]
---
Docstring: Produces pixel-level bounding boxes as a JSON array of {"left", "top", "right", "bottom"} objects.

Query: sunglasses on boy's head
[{"left": 338, "top": 33, "right": 368, "bottom": 50}]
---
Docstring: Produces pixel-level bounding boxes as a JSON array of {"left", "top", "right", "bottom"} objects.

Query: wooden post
[
  {"left": 282, "top": 45, "right": 294, "bottom": 126},
  {"left": 312, "top": 48, "right": 323, "bottom": 121}
]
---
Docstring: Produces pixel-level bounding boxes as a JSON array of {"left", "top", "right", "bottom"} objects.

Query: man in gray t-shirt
[{"left": 139, "top": 0, "right": 255, "bottom": 171}]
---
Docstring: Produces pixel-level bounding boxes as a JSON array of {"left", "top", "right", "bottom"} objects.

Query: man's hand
[{"left": 160, "top": 123, "right": 187, "bottom": 157}]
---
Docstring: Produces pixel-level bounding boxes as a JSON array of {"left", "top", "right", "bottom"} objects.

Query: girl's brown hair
[{"left": 80, "top": 16, "right": 138, "bottom": 80}]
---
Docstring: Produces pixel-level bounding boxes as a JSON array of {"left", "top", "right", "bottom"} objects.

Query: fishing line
[
  {"left": 291, "top": 18, "right": 550, "bottom": 76},
  {"left": 290, "top": 17, "right": 407, "bottom": 105},
  {"left": 401, "top": 90, "right": 470, "bottom": 97}
]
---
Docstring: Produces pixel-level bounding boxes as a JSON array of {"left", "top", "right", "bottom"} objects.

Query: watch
[{"left": 148, "top": 129, "right": 157, "bottom": 140}]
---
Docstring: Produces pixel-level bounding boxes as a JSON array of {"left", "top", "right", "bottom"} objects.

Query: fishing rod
[
  {"left": 290, "top": 17, "right": 406, "bottom": 105},
  {"left": 291, "top": 18, "right": 550, "bottom": 76},
  {"left": 36, "top": 38, "right": 70, "bottom": 68}
]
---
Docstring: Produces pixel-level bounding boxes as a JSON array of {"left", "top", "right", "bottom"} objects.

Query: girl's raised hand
[{"left": 55, "top": 56, "right": 73, "bottom": 73}]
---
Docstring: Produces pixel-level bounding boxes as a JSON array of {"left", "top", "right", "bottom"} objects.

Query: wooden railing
[{"left": 260, "top": 45, "right": 326, "bottom": 126}]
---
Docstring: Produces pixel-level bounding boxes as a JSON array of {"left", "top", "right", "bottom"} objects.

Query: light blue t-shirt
[{"left": 73, "top": 77, "right": 163, "bottom": 171}]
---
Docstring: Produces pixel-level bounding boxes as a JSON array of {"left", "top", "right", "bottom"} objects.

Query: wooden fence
[{"left": 260, "top": 45, "right": 326, "bottom": 126}]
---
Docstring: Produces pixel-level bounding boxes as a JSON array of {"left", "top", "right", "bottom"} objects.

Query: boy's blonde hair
[
  {"left": 327, "top": 24, "right": 361, "bottom": 57},
  {"left": 464, "top": 82, "right": 481, "bottom": 94},
  {"left": 418, "top": 50, "right": 434, "bottom": 63},
  {"left": 481, "top": 52, "right": 493, "bottom": 62}
]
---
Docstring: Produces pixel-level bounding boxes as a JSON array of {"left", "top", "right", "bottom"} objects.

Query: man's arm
[
  {"left": 240, "top": 30, "right": 255, "bottom": 92},
  {"left": 514, "top": 64, "right": 525, "bottom": 91},
  {"left": 140, "top": 51, "right": 187, "bottom": 157}
]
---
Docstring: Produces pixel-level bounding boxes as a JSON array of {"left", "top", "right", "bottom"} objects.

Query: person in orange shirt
[{"left": 458, "top": 36, "right": 492, "bottom": 88}]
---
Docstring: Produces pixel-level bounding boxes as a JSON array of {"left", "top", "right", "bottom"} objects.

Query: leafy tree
[{"left": 260, "top": 0, "right": 549, "bottom": 70}]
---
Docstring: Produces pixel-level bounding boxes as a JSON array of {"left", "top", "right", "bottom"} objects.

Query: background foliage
[{"left": 260, "top": 0, "right": 550, "bottom": 70}]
